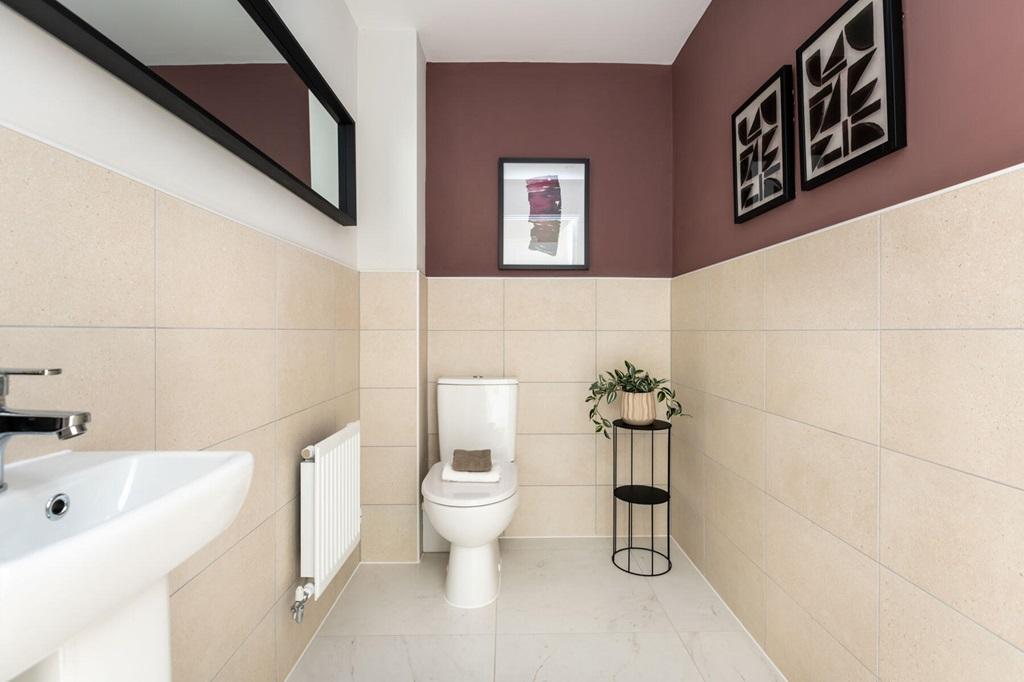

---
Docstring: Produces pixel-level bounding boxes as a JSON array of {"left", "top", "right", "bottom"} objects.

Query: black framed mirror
[{"left": 3, "top": 0, "right": 356, "bottom": 225}]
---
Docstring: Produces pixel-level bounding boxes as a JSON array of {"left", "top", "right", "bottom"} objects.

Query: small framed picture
[
  {"left": 732, "top": 66, "right": 796, "bottom": 223},
  {"left": 796, "top": 0, "right": 906, "bottom": 190},
  {"left": 498, "top": 158, "right": 589, "bottom": 270}
]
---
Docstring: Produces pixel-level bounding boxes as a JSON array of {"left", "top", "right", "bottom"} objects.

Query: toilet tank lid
[{"left": 438, "top": 377, "right": 518, "bottom": 386}]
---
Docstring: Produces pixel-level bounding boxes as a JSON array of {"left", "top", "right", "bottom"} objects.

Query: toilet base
[{"left": 444, "top": 540, "right": 500, "bottom": 608}]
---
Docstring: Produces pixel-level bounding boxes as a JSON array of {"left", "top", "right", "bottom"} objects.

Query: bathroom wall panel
[
  {"left": 426, "top": 277, "right": 672, "bottom": 540},
  {"left": 670, "top": 167, "right": 1024, "bottom": 681},
  {"left": 0, "top": 127, "right": 360, "bottom": 681},
  {"left": 359, "top": 271, "right": 424, "bottom": 561},
  {"left": 672, "top": 0, "right": 1024, "bottom": 275}
]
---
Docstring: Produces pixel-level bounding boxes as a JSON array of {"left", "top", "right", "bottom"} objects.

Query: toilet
[{"left": 421, "top": 377, "right": 519, "bottom": 608}]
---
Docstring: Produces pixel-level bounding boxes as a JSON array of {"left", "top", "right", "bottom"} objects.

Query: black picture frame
[
  {"left": 1, "top": 0, "right": 356, "bottom": 225},
  {"left": 731, "top": 66, "right": 796, "bottom": 224},
  {"left": 795, "top": 0, "right": 906, "bottom": 191},
  {"left": 498, "top": 157, "right": 590, "bottom": 271}
]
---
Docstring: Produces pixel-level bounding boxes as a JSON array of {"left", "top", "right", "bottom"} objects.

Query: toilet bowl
[
  {"left": 422, "top": 461, "right": 518, "bottom": 608},
  {"left": 423, "top": 377, "right": 519, "bottom": 608}
]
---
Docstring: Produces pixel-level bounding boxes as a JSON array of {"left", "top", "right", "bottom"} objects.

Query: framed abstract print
[
  {"left": 796, "top": 0, "right": 906, "bottom": 190},
  {"left": 732, "top": 66, "right": 796, "bottom": 223},
  {"left": 498, "top": 158, "right": 589, "bottom": 270}
]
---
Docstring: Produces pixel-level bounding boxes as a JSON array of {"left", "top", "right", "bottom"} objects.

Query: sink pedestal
[{"left": 15, "top": 579, "right": 171, "bottom": 682}]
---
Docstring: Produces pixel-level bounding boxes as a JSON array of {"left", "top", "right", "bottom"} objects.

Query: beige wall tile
[
  {"left": 213, "top": 610, "right": 275, "bottom": 682},
  {"left": 0, "top": 127, "right": 155, "bottom": 327},
  {"left": 361, "top": 446, "right": 418, "bottom": 504},
  {"left": 335, "top": 390, "right": 359, "bottom": 428},
  {"left": 274, "top": 401, "right": 338, "bottom": 507},
  {"left": 672, "top": 488, "right": 705, "bottom": 569},
  {"left": 706, "top": 331, "right": 765, "bottom": 408},
  {"left": 0, "top": 328, "right": 155, "bottom": 462},
  {"left": 705, "top": 457, "right": 764, "bottom": 567},
  {"left": 427, "top": 278, "right": 504, "bottom": 329},
  {"left": 170, "top": 519, "right": 275, "bottom": 682},
  {"left": 766, "top": 415, "right": 877, "bottom": 557},
  {"left": 504, "top": 278, "right": 596, "bottom": 330},
  {"left": 335, "top": 264, "right": 360, "bottom": 330},
  {"left": 274, "top": 498, "right": 299, "bottom": 598},
  {"left": 360, "top": 271, "right": 419, "bottom": 330},
  {"left": 596, "top": 431, "right": 668, "bottom": 486},
  {"left": 671, "top": 331, "right": 706, "bottom": 391},
  {"left": 505, "top": 485, "right": 596, "bottom": 536},
  {"left": 766, "top": 331, "right": 879, "bottom": 443},
  {"left": 595, "top": 278, "right": 671, "bottom": 330},
  {"left": 426, "top": 382, "right": 438, "bottom": 434},
  {"left": 277, "top": 330, "right": 335, "bottom": 417},
  {"left": 765, "top": 216, "right": 879, "bottom": 330},
  {"left": 672, "top": 384, "right": 706, "bottom": 454},
  {"left": 705, "top": 395, "right": 765, "bottom": 488},
  {"left": 156, "top": 329, "right": 275, "bottom": 450},
  {"left": 704, "top": 523, "right": 765, "bottom": 642},
  {"left": 881, "top": 171, "right": 1024, "bottom": 328},
  {"left": 517, "top": 382, "right": 594, "bottom": 434},
  {"left": 705, "top": 252, "right": 764, "bottom": 331},
  {"left": 360, "top": 329, "right": 418, "bottom": 388},
  {"left": 596, "top": 331, "right": 671, "bottom": 381},
  {"left": 518, "top": 434, "right": 596, "bottom": 485},
  {"left": 171, "top": 425, "right": 276, "bottom": 592},
  {"left": 275, "top": 548, "right": 359, "bottom": 681},
  {"left": 361, "top": 504, "right": 418, "bottom": 561},
  {"left": 880, "top": 569, "right": 1024, "bottom": 682},
  {"left": 671, "top": 438, "right": 704, "bottom": 514},
  {"left": 361, "top": 388, "right": 418, "bottom": 446},
  {"left": 427, "top": 330, "right": 504, "bottom": 382},
  {"left": 880, "top": 450, "right": 1024, "bottom": 649},
  {"left": 156, "top": 193, "right": 276, "bottom": 329},
  {"left": 766, "top": 580, "right": 876, "bottom": 682},
  {"left": 505, "top": 330, "right": 596, "bottom": 382},
  {"left": 335, "top": 330, "right": 359, "bottom": 396},
  {"left": 276, "top": 242, "right": 336, "bottom": 330},
  {"left": 765, "top": 498, "right": 877, "bottom": 669},
  {"left": 671, "top": 271, "right": 707, "bottom": 331},
  {"left": 882, "top": 330, "right": 1024, "bottom": 489}
]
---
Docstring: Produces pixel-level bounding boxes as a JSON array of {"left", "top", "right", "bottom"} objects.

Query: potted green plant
[{"left": 586, "top": 361, "right": 684, "bottom": 436}]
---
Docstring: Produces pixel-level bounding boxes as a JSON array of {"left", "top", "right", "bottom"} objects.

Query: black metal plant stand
[{"left": 611, "top": 418, "right": 672, "bottom": 576}]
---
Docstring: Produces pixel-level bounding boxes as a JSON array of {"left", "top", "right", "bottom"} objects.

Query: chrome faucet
[{"left": 0, "top": 368, "right": 91, "bottom": 493}]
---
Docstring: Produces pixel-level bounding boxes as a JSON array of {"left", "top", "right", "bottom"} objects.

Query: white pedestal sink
[{"left": 0, "top": 450, "right": 253, "bottom": 681}]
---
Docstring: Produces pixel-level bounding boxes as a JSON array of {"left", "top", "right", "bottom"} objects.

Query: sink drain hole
[{"left": 46, "top": 493, "right": 70, "bottom": 520}]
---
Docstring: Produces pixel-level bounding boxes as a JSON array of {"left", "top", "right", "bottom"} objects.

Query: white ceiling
[{"left": 344, "top": 0, "right": 712, "bottom": 64}]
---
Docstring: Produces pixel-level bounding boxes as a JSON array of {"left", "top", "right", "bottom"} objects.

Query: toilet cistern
[{"left": 0, "top": 368, "right": 91, "bottom": 493}]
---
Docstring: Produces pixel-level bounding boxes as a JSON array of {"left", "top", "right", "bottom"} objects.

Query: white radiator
[{"left": 299, "top": 421, "right": 360, "bottom": 600}]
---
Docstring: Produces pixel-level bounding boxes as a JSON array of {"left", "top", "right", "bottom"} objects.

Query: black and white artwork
[
  {"left": 796, "top": 0, "right": 906, "bottom": 190},
  {"left": 732, "top": 66, "right": 795, "bottom": 223}
]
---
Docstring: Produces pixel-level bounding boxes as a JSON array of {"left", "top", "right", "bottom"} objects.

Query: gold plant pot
[{"left": 621, "top": 391, "right": 656, "bottom": 426}]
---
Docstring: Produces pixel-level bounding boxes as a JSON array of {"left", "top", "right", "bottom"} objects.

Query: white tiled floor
[{"left": 289, "top": 539, "right": 785, "bottom": 681}]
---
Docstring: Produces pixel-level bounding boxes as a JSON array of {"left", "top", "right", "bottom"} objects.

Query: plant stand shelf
[{"left": 611, "top": 418, "right": 672, "bottom": 577}]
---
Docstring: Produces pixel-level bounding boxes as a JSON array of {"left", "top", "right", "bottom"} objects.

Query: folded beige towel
[
  {"left": 453, "top": 448, "right": 492, "bottom": 472},
  {"left": 442, "top": 462, "right": 501, "bottom": 483}
]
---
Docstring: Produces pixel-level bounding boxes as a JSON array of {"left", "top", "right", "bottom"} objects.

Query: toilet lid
[{"left": 421, "top": 461, "right": 518, "bottom": 508}]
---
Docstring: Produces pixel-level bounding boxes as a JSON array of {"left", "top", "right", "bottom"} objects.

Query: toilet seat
[{"left": 421, "top": 461, "right": 518, "bottom": 508}]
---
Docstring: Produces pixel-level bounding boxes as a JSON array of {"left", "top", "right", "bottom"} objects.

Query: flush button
[{"left": 46, "top": 493, "right": 70, "bottom": 520}]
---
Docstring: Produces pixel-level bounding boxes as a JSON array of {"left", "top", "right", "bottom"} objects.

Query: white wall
[
  {"left": 0, "top": 0, "right": 359, "bottom": 266},
  {"left": 355, "top": 28, "right": 425, "bottom": 271}
]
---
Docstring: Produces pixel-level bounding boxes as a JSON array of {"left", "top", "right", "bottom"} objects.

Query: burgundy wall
[
  {"left": 153, "top": 64, "right": 312, "bottom": 184},
  {"left": 426, "top": 63, "right": 673, "bottom": 277},
  {"left": 673, "top": 0, "right": 1024, "bottom": 274}
]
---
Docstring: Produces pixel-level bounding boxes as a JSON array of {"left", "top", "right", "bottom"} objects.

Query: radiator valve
[{"left": 291, "top": 582, "right": 315, "bottom": 624}]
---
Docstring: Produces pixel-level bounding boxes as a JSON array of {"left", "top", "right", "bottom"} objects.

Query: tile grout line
[{"left": 876, "top": 211, "right": 883, "bottom": 677}]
